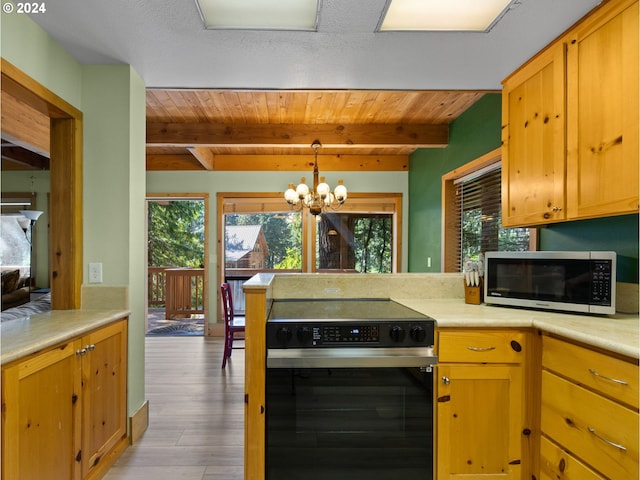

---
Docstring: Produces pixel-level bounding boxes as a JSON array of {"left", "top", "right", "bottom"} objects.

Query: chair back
[{"left": 220, "top": 282, "right": 234, "bottom": 324}]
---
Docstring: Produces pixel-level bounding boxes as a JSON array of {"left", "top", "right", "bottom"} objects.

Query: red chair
[{"left": 220, "top": 283, "right": 245, "bottom": 368}]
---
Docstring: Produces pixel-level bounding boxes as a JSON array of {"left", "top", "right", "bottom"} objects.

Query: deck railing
[
  {"left": 148, "top": 267, "right": 168, "bottom": 307},
  {"left": 148, "top": 267, "right": 205, "bottom": 318}
]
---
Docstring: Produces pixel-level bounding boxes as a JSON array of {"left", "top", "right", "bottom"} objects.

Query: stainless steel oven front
[{"left": 265, "top": 299, "right": 437, "bottom": 480}]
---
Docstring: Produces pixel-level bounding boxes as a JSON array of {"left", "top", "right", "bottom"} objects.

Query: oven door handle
[{"left": 266, "top": 347, "right": 437, "bottom": 369}]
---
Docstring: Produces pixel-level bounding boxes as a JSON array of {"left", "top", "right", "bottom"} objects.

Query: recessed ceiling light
[
  {"left": 195, "top": 0, "right": 320, "bottom": 30},
  {"left": 379, "top": 0, "right": 518, "bottom": 32}
]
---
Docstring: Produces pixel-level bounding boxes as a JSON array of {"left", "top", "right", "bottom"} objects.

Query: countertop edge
[
  {"left": 1, "top": 309, "right": 131, "bottom": 365},
  {"left": 393, "top": 299, "right": 639, "bottom": 360}
]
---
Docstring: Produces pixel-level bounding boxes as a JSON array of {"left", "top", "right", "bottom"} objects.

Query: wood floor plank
[{"left": 104, "top": 337, "right": 245, "bottom": 480}]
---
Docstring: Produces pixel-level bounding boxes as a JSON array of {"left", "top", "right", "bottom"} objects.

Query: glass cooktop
[{"left": 268, "top": 298, "right": 432, "bottom": 322}]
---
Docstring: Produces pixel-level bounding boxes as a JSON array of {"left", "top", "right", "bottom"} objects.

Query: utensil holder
[{"left": 464, "top": 279, "right": 483, "bottom": 305}]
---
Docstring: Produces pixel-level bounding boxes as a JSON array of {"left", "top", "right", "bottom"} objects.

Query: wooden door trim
[
  {"left": 1, "top": 59, "right": 83, "bottom": 309},
  {"left": 145, "top": 193, "right": 210, "bottom": 335}
]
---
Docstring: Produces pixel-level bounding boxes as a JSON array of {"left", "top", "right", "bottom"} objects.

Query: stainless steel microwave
[{"left": 484, "top": 251, "right": 616, "bottom": 314}]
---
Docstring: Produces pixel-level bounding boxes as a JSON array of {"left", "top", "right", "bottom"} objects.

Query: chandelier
[{"left": 284, "top": 140, "right": 348, "bottom": 216}]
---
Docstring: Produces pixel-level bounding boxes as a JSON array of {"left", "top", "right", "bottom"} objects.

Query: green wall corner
[{"left": 408, "top": 93, "right": 502, "bottom": 272}]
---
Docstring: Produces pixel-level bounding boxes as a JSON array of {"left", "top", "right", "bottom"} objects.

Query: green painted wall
[
  {"left": 542, "top": 215, "right": 639, "bottom": 283},
  {"left": 408, "top": 94, "right": 502, "bottom": 272},
  {"left": 82, "top": 65, "right": 147, "bottom": 410},
  {"left": 407, "top": 93, "right": 639, "bottom": 284},
  {"left": 0, "top": 7, "right": 82, "bottom": 108}
]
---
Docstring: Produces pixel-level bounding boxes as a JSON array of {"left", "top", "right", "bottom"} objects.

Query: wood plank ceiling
[{"left": 2, "top": 89, "right": 487, "bottom": 172}]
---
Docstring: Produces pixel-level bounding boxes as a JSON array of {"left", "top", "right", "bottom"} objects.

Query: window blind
[{"left": 453, "top": 165, "right": 529, "bottom": 271}]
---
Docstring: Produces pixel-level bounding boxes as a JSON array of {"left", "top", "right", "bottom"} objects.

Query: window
[
  {"left": 442, "top": 149, "right": 535, "bottom": 272},
  {"left": 218, "top": 192, "right": 401, "bottom": 306},
  {"left": 224, "top": 212, "right": 302, "bottom": 273},
  {"left": 316, "top": 213, "right": 393, "bottom": 272}
]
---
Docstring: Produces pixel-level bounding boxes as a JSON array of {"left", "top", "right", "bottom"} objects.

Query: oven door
[{"left": 266, "top": 349, "right": 435, "bottom": 480}]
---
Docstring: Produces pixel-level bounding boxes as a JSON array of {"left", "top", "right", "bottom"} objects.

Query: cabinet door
[
  {"left": 80, "top": 319, "right": 128, "bottom": 478},
  {"left": 566, "top": 0, "right": 639, "bottom": 219},
  {"left": 436, "top": 364, "right": 523, "bottom": 480},
  {"left": 2, "top": 341, "right": 82, "bottom": 480},
  {"left": 501, "top": 42, "right": 566, "bottom": 227}
]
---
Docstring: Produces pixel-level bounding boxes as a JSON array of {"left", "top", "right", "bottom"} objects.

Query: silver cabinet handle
[
  {"left": 441, "top": 376, "right": 450, "bottom": 385},
  {"left": 85, "top": 344, "right": 96, "bottom": 352},
  {"left": 467, "top": 346, "right": 496, "bottom": 352},
  {"left": 588, "top": 427, "right": 627, "bottom": 452},
  {"left": 76, "top": 348, "right": 87, "bottom": 356},
  {"left": 588, "top": 369, "right": 628, "bottom": 385}
]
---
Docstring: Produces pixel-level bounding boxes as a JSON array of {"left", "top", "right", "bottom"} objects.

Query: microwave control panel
[{"left": 591, "top": 260, "right": 612, "bottom": 304}]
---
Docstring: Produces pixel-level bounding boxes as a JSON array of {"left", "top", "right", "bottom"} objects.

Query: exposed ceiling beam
[
  {"left": 147, "top": 123, "right": 448, "bottom": 148},
  {"left": 187, "top": 147, "right": 215, "bottom": 170},
  {"left": 147, "top": 153, "right": 409, "bottom": 171},
  {"left": 1, "top": 145, "right": 50, "bottom": 170},
  {"left": 1, "top": 93, "right": 50, "bottom": 157}
]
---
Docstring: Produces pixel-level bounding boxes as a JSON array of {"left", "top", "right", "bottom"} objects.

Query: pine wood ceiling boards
[{"left": 145, "top": 89, "right": 487, "bottom": 172}]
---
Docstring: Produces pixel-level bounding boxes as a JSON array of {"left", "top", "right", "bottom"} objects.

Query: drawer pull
[
  {"left": 588, "top": 368, "right": 628, "bottom": 385},
  {"left": 588, "top": 427, "right": 627, "bottom": 452},
  {"left": 467, "top": 346, "right": 496, "bottom": 352}
]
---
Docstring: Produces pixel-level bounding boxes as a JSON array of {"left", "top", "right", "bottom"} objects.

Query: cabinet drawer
[
  {"left": 542, "top": 335, "right": 639, "bottom": 409},
  {"left": 438, "top": 330, "right": 525, "bottom": 363},
  {"left": 541, "top": 371, "right": 638, "bottom": 480},
  {"left": 540, "top": 435, "right": 604, "bottom": 480}
]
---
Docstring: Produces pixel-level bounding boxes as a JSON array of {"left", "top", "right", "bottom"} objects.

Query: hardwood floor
[{"left": 104, "top": 337, "right": 245, "bottom": 480}]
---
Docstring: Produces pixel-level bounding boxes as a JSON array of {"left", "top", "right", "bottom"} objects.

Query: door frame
[
  {"left": 2, "top": 59, "right": 83, "bottom": 309},
  {"left": 145, "top": 193, "right": 210, "bottom": 335}
]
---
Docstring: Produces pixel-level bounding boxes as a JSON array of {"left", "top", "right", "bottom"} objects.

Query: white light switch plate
[{"left": 89, "top": 262, "right": 103, "bottom": 283}]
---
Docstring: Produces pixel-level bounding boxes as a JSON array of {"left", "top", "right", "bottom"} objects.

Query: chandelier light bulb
[
  {"left": 284, "top": 184, "right": 299, "bottom": 205},
  {"left": 295, "top": 178, "right": 309, "bottom": 197},
  {"left": 316, "top": 176, "right": 331, "bottom": 197},
  {"left": 334, "top": 181, "right": 347, "bottom": 203},
  {"left": 324, "top": 192, "right": 335, "bottom": 206}
]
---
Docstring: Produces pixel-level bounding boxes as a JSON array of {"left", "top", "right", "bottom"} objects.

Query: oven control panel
[{"left": 267, "top": 320, "right": 435, "bottom": 349}]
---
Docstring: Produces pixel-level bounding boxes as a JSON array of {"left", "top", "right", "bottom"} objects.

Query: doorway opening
[{"left": 145, "top": 195, "right": 208, "bottom": 336}]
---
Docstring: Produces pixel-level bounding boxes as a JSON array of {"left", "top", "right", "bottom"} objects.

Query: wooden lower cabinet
[
  {"left": 541, "top": 335, "right": 639, "bottom": 480},
  {"left": 539, "top": 435, "right": 604, "bottom": 480},
  {"left": 436, "top": 329, "right": 532, "bottom": 480},
  {"left": 436, "top": 364, "right": 523, "bottom": 479},
  {"left": 2, "top": 340, "right": 81, "bottom": 479},
  {"left": 1, "top": 318, "right": 128, "bottom": 480},
  {"left": 80, "top": 320, "right": 128, "bottom": 479}
]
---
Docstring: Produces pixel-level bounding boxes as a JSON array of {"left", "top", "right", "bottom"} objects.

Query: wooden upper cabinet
[
  {"left": 566, "top": 0, "right": 639, "bottom": 219},
  {"left": 501, "top": 43, "right": 566, "bottom": 227},
  {"left": 502, "top": 0, "right": 639, "bottom": 227}
]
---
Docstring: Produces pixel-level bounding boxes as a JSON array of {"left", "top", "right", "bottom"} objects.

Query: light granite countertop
[
  {"left": 248, "top": 273, "right": 639, "bottom": 359},
  {"left": 395, "top": 298, "right": 639, "bottom": 359},
  {"left": 1, "top": 309, "right": 130, "bottom": 365}
]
